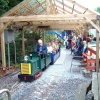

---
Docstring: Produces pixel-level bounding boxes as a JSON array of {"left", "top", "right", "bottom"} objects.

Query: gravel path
[
  {"left": 0, "top": 48, "right": 91, "bottom": 100},
  {"left": 0, "top": 70, "right": 20, "bottom": 90}
]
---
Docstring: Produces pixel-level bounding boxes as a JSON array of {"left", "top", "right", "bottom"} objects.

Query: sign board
[{"left": 4, "top": 29, "right": 14, "bottom": 43}]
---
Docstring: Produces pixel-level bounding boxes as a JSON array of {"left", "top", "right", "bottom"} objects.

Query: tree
[
  {"left": 0, "top": 0, "right": 9, "bottom": 16},
  {"left": 0, "top": 0, "right": 23, "bottom": 16},
  {"left": 95, "top": 7, "right": 100, "bottom": 13},
  {"left": 8, "top": 0, "right": 23, "bottom": 9}
]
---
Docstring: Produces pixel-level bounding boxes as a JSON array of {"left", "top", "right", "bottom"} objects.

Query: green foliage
[
  {"left": 95, "top": 7, "right": 100, "bottom": 13},
  {"left": 24, "top": 30, "right": 40, "bottom": 54},
  {"left": 5, "top": 30, "right": 56, "bottom": 66},
  {"left": 0, "top": 0, "right": 9, "bottom": 16},
  {"left": 8, "top": 0, "right": 23, "bottom": 9},
  {"left": 5, "top": 30, "right": 40, "bottom": 66},
  {"left": 0, "top": 0, "right": 23, "bottom": 16},
  {"left": 45, "top": 34, "right": 56, "bottom": 43}
]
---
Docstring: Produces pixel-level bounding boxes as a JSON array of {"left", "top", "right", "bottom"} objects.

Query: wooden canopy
[
  {"left": 0, "top": 0, "right": 100, "bottom": 72},
  {"left": 0, "top": 0, "right": 100, "bottom": 32}
]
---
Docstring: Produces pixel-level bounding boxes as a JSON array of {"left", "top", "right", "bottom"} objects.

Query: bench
[{"left": 82, "top": 52, "right": 96, "bottom": 71}]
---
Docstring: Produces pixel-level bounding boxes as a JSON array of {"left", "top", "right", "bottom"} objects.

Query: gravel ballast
[{"left": 0, "top": 48, "right": 91, "bottom": 100}]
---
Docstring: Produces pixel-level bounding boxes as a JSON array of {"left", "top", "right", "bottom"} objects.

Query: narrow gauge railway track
[
  {"left": 0, "top": 70, "right": 23, "bottom": 91},
  {"left": 0, "top": 70, "right": 20, "bottom": 80}
]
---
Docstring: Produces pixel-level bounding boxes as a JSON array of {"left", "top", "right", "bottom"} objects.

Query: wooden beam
[
  {"left": 49, "top": 0, "right": 55, "bottom": 14},
  {"left": 13, "top": 12, "right": 19, "bottom": 16},
  {"left": 57, "top": 5, "right": 72, "bottom": 14},
  {"left": 23, "top": 1, "right": 45, "bottom": 16},
  {"left": 23, "top": 5, "right": 37, "bottom": 15},
  {"left": 72, "top": 1, "right": 75, "bottom": 14},
  {"left": 45, "top": 20, "right": 86, "bottom": 24},
  {"left": 75, "top": 27, "right": 82, "bottom": 34},
  {"left": 62, "top": 0, "right": 64, "bottom": 13},
  {"left": 50, "top": 26, "right": 79, "bottom": 29},
  {"left": 50, "top": 24, "right": 81, "bottom": 27},
  {"left": 58, "top": 12, "right": 62, "bottom": 14},
  {"left": 0, "top": 22, "right": 4, "bottom": 30},
  {"left": 1, "top": 23, "right": 6, "bottom": 68},
  {"left": 37, "top": 9, "right": 45, "bottom": 15},
  {"left": 49, "top": 0, "right": 53, "bottom": 14},
  {"left": 36, "top": 0, "right": 45, "bottom": 11},
  {"left": 22, "top": 27, "right": 25, "bottom": 55},
  {"left": 0, "top": 20, "right": 12, "bottom": 34},
  {"left": 46, "top": 0, "right": 50, "bottom": 15},
  {"left": 83, "top": 8, "right": 88, "bottom": 14},
  {"left": 67, "top": 0, "right": 96, "bottom": 14},
  {"left": 3, "top": 0, "right": 30, "bottom": 16},
  {"left": 50, "top": 27, "right": 76, "bottom": 30},
  {"left": 43, "top": 30, "right": 45, "bottom": 43},
  {"left": 11, "top": 20, "right": 87, "bottom": 28},
  {"left": 75, "top": 29, "right": 79, "bottom": 34},
  {"left": 96, "top": 21, "right": 100, "bottom": 72},
  {"left": 52, "top": 4, "right": 57, "bottom": 14},
  {"left": 84, "top": 17, "right": 100, "bottom": 33},
  {"left": 30, "top": 21, "right": 86, "bottom": 27},
  {"left": 56, "top": 0, "right": 82, "bottom": 14},
  {"left": 57, "top": 9, "right": 66, "bottom": 14},
  {"left": 53, "top": 0, "right": 58, "bottom": 14},
  {"left": 0, "top": 14, "right": 97, "bottom": 22}
]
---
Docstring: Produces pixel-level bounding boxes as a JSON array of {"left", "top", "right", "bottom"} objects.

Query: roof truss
[{"left": 0, "top": 0, "right": 99, "bottom": 31}]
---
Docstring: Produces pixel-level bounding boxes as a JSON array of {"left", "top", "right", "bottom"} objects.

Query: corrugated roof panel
[{"left": 14, "top": 0, "right": 46, "bottom": 15}]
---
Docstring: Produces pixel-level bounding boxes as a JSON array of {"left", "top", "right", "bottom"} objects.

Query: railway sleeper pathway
[{"left": 0, "top": 48, "right": 91, "bottom": 100}]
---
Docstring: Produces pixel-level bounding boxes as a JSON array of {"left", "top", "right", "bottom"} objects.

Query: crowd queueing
[
  {"left": 34, "top": 38, "right": 61, "bottom": 55},
  {"left": 65, "top": 33, "right": 93, "bottom": 56}
]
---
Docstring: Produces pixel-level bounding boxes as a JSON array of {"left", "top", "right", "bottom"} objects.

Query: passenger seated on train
[
  {"left": 54, "top": 38, "right": 59, "bottom": 53},
  {"left": 58, "top": 41, "right": 61, "bottom": 51},
  {"left": 50, "top": 40, "right": 54, "bottom": 47},
  {"left": 75, "top": 41, "right": 87, "bottom": 56},
  {"left": 47, "top": 42, "right": 53, "bottom": 53},
  {"left": 52, "top": 40, "right": 57, "bottom": 54},
  {"left": 34, "top": 39, "right": 47, "bottom": 56}
]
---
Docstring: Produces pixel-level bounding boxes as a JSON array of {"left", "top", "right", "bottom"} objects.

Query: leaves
[
  {"left": 95, "top": 7, "right": 100, "bottom": 13},
  {"left": 0, "top": 0, "right": 23, "bottom": 16}
]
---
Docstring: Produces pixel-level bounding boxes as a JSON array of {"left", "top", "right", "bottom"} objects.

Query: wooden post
[
  {"left": 22, "top": 28, "right": 25, "bottom": 55},
  {"left": 0, "top": 23, "right": 6, "bottom": 68},
  {"left": 44, "top": 30, "right": 45, "bottom": 43},
  {"left": 38, "top": 29, "right": 40, "bottom": 38},
  {"left": 84, "top": 25, "right": 88, "bottom": 42},
  {"left": 46, "top": 0, "right": 50, "bottom": 15},
  {"left": 96, "top": 21, "right": 99, "bottom": 73},
  {"left": 43, "top": 29, "right": 45, "bottom": 43}
]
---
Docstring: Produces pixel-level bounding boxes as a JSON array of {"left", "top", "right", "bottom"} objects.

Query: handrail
[{"left": 0, "top": 89, "right": 11, "bottom": 100}]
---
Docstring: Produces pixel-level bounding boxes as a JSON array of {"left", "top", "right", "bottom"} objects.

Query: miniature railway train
[{"left": 18, "top": 51, "right": 60, "bottom": 82}]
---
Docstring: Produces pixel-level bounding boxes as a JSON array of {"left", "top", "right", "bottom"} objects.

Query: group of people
[
  {"left": 34, "top": 38, "right": 61, "bottom": 56},
  {"left": 34, "top": 33, "right": 88, "bottom": 57},
  {"left": 65, "top": 34, "right": 88, "bottom": 56}
]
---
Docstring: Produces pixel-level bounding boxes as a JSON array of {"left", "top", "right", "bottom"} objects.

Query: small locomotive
[{"left": 18, "top": 51, "right": 60, "bottom": 82}]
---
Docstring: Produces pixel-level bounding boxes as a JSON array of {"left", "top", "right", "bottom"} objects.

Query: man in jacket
[{"left": 34, "top": 39, "right": 47, "bottom": 55}]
